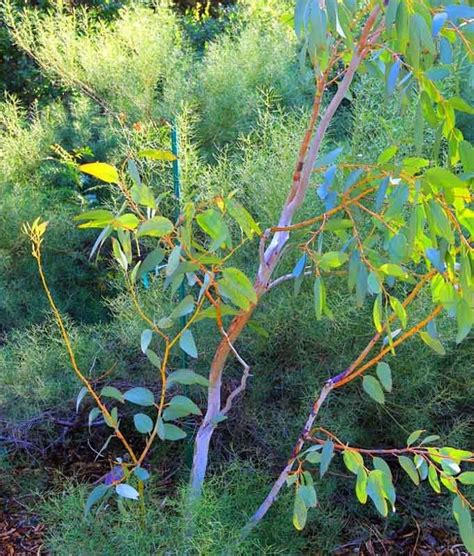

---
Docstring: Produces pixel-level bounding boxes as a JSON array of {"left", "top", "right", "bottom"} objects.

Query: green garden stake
[{"left": 172, "top": 125, "right": 187, "bottom": 366}]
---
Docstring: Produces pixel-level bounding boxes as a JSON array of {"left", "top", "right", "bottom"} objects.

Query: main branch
[{"left": 188, "top": 4, "right": 382, "bottom": 500}]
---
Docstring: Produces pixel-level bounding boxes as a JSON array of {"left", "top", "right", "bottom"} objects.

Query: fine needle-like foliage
[{"left": 21, "top": 0, "right": 473, "bottom": 550}]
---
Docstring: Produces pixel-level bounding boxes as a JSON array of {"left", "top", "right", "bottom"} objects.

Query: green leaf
[
  {"left": 320, "top": 440, "right": 334, "bottom": 477},
  {"left": 419, "top": 331, "right": 446, "bottom": 355},
  {"left": 101, "top": 386, "right": 124, "bottom": 403},
  {"left": 293, "top": 490, "right": 308, "bottom": 530},
  {"left": 415, "top": 457, "right": 429, "bottom": 480},
  {"left": 79, "top": 162, "right": 119, "bottom": 184},
  {"left": 448, "top": 96, "right": 474, "bottom": 115},
  {"left": 362, "top": 376, "right": 385, "bottom": 405},
  {"left": 226, "top": 198, "right": 261, "bottom": 238},
  {"left": 76, "top": 386, "right": 88, "bottom": 412},
  {"left": 170, "top": 295, "right": 195, "bottom": 320},
  {"left": 356, "top": 467, "right": 368, "bottom": 504},
  {"left": 440, "top": 474, "right": 457, "bottom": 493},
  {"left": 379, "top": 263, "right": 408, "bottom": 279},
  {"left": 377, "top": 145, "right": 398, "bottom": 164},
  {"left": 428, "top": 200, "right": 453, "bottom": 243},
  {"left": 305, "top": 451, "right": 322, "bottom": 464},
  {"left": 146, "top": 349, "right": 161, "bottom": 368},
  {"left": 116, "top": 484, "right": 139, "bottom": 500},
  {"left": 127, "top": 160, "right": 140, "bottom": 186},
  {"left": 85, "top": 484, "right": 109, "bottom": 515},
  {"left": 319, "top": 251, "right": 348, "bottom": 271},
  {"left": 373, "top": 293, "right": 383, "bottom": 333},
  {"left": 398, "top": 456, "right": 420, "bottom": 485},
  {"left": 453, "top": 496, "right": 474, "bottom": 553},
  {"left": 196, "top": 304, "right": 239, "bottom": 322},
  {"left": 419, "top": 434, "right": 440, "bottom": 446},
  {"left": 428, "top": 464, "right": 441, "bottom": 493},
  {"left": 424, "top": 167, "right": 466, "bottom": 191},
  {"left": 314, "top": 277, "right": 324, "bottom": 320},
  {"left": 137, "top": 149, "right": 177, "bottom": 161},
  {"left": 156, "top": 416, "right": 165, "bottom": 440},
  {"left": 167, "top": 369, "right": 209, "bottom": 387},
  {"left": 124, "top": 387, "right": 155, "bottom": 407},
  {"left": 343, "top": 450, "right": 364, "bottom": 475},
  {"left": 406, "top": 429, "right": 424, "bottom": 447},
  {"left": 103, "top": 407, "right": 118, "bottom": 429},
  {"left": 166, "top": 245, "right": 181, "bottom": 277},
  {"left": 115, "top": 213, "right": 139, "bottom": 231},
  {"left": 314, "top": 147, "right": 343, "bottom": 169},
  {"left": 437, "top": 447, "right": 473, "bottom": 462},
  {"left": 367, "top": 272, "right": 381, "bottom": 295},
  {"left": 88, "top": 407, "right": 101, "bottom": 427},
  {"left": 74, "top": 209, "right": 115, "bottom": 228},
  {"left": 163, "top": 423, "right": 187, "bottom": 441},
  {"left": 326, "top": 0, "right": 345, "bottom": 37},
  {"left": 298, "top": 484, "right": 317, "bottom": 508},
  {"left": 112, "top": 238, "right": 128, "bottom": 271},
  {"left": 456, "top": 298, "right": 473, "bottom": 344},
  {"left": 373, "top": 458, "right": 396, "bottom": 510},
  {"left": 168, "top": 395, "right": 201, "bottom": 416},
  {"left": 141, "top": 329, "right": 152, "bottom": 354},
  {"left": 373, "top": 457, "right": 393, "bottom": 481},
  {"left": 179, "top": 329, "right": 198, "bottom": 358},
  {"left": 133, "top": 467, "right": 150, "bottom": 481},
  {"left": 137, "top": 217, "right": 174, "bottom": 238},
  {"left": 389, "top": 296, "right": 407, "bottom": 329},
  {"left": 459, "top": 472, "right": 474, "bottom": 485},
  {"left": 440, "top": 458, "right": 461, "bottom": 476},
  {"left": 131, "top": 184, "right": 155, "bottom": 209},
  {"left": 196, "top": 209, "right": 231, "bottom": 251},
  {"left": 376, "top": 362, "right": 392, "bottom": 392},
  {"left": 134, "top": 413, "right": 153, "bottom": 434},
  {"left": 323, "top": 218, "right": 353, "bottom": 231},
  {"left": 162, "top": 405, "right": 190, "bottom": 420},
  {"left": 218, "top": 268, "right": 257, "bottom": 311},
  {"left": 367, "top": 470, "right": 388, "bottom": 516},
  {"left": 138, "top": 247, "right": 165, "bottom": 277}
]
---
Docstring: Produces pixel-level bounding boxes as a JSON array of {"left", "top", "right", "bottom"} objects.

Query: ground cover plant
[{"left": 1, "top": 0, "right": 473, "bottom": 553}]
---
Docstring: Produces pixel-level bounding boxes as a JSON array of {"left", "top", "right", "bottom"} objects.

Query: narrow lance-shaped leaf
[
  {"left": 314, "top": 276, "right": 324, "bottom": 320},
  {"left": 386, "top": 59, "right": 401, "bottom": 96},
  {"left": 406, "top": 429, "right": 424, "bottom": 447},
  {"left": 320, "top": 440, "right": 334, "bottom": 477},
  {"left": 373, "top": 293, "right": 383, "bottom": 333}
]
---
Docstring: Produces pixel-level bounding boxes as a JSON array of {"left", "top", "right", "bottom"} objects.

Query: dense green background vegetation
[{"left": 0, "top": 0, "right": 472, "bottom": 553}]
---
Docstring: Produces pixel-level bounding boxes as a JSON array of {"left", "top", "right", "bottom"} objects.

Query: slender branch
[
  {"left": 306, "top": 432, "right": 474, "bottom": 461},
  {"left": 267, "top": 269, "right": 312, "bottom": 291},
  {"left": 333, "top": 305, "right": 443, "bottom": 388},
  {"left": 270, "top": 186, "right": 376, "bottom": 233},
  {"left": 25, "top": 228, "right": 138, "bottom": 464},
  {"left": 244, "top": 277, "right": 439, "bottom": 534},
  {"left": 329, "top": 269, "right": 436, "bottom": 385},
  {"left": 220, "top": 330, "right": 251, "bottom": 416},
  {"left": 242, "top": 383, "right": 333, "bottom": 536}
]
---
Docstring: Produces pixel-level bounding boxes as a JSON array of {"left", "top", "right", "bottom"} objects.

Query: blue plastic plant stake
[{"left": 172, "top": 126, "right": 188, "bottom": 365}]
